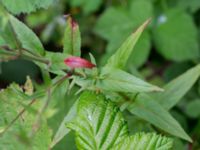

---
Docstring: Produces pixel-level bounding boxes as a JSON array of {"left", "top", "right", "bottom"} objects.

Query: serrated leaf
[
  {"left": 97, "top": 67, "right": 163, "bottom": 93},
  {"left": 105, "top": 19, "right": 150, "bottom": 69},
  {"left": 128, "top": 94, "right": 192, "bottom": 142},
  {"left": 111, "top": 133, "right": 173, "bottom": 150},
  {"left": 50, "top": 99, "right": 78, "bottom": 148},
  {"left": 67, "top": 91, "right": 129, "bottom": 150},
  {"left": 9, "top": 15, "right": 45, "bottom": 56},
  {"left": 0, "top": 83, "right": 51, "bottom": 149},
  {"left": 153, "top": 9, "right": 199, "bottom": 61},
  {"left": 151, "top": 64, "right": 200, "bottom": 110},
  {"left": 0, "top": 0, "right": 54, "bottom": 14},
  {"left": 63, "top": 17, "right": 81, "bottom": 56}
]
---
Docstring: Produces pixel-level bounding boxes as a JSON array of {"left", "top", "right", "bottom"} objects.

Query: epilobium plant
[{"left": 0, "top": 1, "right": 200, "bottom": 150}]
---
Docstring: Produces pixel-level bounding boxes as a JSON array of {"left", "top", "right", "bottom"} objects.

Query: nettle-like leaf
[
  {"left": 67, "top": 91, "right": 173, "bottom": 150},
  {"left": 153, "top": 8, "right": 199, "bottom": 61},
  {"left": 106, "top": 19, "right": 150, "bottom": 69},
  {"left": 0, "top": 83, "right": 51, "bottom": 149},
  {"left": 67, "top": 91, "right": 129, "bottom": 149},
  {"left": 97, "top": 67, "right": 163, "bottom": 93},
  {"left": 151, "top": 64, "right": 200, "bottom": 110},
  {"left": 63, "top": 17, "right": 81, "bottom": 56},
  {"left": 0, "top": 0, "right": 55, "bottom": 14},
  {"left": 111, "top": 133, "right": 173, "bottom": 150}
]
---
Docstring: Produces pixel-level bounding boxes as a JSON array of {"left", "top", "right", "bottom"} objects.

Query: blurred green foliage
[{"left": 1, "top": 0, "right": 200, "bottom": 149}]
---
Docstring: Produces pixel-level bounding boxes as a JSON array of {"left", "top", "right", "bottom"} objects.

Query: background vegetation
[{"left": 0, "top": 0, "right": 200, "bottom": 149}]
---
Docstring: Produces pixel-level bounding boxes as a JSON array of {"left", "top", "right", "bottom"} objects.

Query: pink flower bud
[{"left": 64, "top": 56, "right": 96, "bottom": 69}]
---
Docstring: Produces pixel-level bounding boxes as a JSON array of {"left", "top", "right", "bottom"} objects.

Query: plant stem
[{"left": 0, "top": 98, "right": 37, "bottom": 137}]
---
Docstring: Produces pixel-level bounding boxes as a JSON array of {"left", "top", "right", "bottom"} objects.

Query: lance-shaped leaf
[
  {"left": 63, "top": 17, "right": 81, "bottom": 56},
  {"left": 97, "top": 67, "right": 163, "bottom": 93},
  {"left": 50, "top": 99, "right": 79, "bottom": 148},
  {"left": 111, "top": 133, "right": 173, "bottom": 150},
  {"left": 1, "top": 0, "right": 54, "bottom": 14},
  {"left": 151, "top": 64, "right": 200, "bottom": 110},
  {"left": 67, "top": 91, "right": 129, "bottom": 150},
  {"left": 127, "top": 94, "right": 192, "bottom": 142},
  {"left": 106, "top": 19, "right": 150, "bottom": 69},
  {"left": 9, "top": 15, "right": 45, "bottom": 56}
]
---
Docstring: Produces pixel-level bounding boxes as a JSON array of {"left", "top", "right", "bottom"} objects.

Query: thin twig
[
  {"left": 31, "top": 88, "right": 51, "bottom": 136},
  {"left": 0, "top": 98, "right": 37, "bottom": 137}
]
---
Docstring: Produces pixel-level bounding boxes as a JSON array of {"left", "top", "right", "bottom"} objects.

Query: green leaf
[
  {"left": 153, "top": 9, "right": 199, "bottom": 61},
  {"left": 177, "top": 0, "right": 200, "bottom": 13},
  {"left": 0, "top": 83, "right": 51, "bottom": 149},
  {"left": 0, "top": 0, "right": 54, "bottom": 14},
  {"left": 9, "top": 15, "right": 45, "bottom": 56},
  {"left": 63, "top": 17, "right": 81, "bottom": 56},
  {"left": 97, "top": 67, "right": 163, "bottom": 93},
  {"left": 70, "top": 0, "right": 102, "bottom": 14},
  {"left": 0, "top": 7, "right": 18, "bottom": 49},
  {"left": 111, "top": 133, "right": 173, "bottom": 150},
  {"left": 151, "top": 64, "right": 200, "bottom": 110},
  {"left": 105, "top": 19, "right": 150, "bottom": 69},
  {"left": 50, "top": 99, "right": 79, "bottom": 148},
  {"left": 45, "top": 51, "right": 69, "bottom": 75},
  {"left": 128, "top": 94, "right": 192, "bottom": 142},
  {"left": 94, "top": 0, "right": 153, "bottom": 68},
  {"left": 185, "top": 99, "right": 200, "bottom": 118},
  {"left": 67, "top": 91, "right": 129, "bottom": 150}
]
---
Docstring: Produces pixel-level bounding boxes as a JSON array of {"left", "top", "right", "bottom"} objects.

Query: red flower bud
[{"left": 64, "top": 56, "right": 96, "bottom": 69}]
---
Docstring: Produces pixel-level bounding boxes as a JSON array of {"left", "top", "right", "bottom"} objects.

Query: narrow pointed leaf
[
  {"left": 97, "top": 67, "right": 163, "bottom": 93},
  {"left": 67, "top": 91, "right": 129, "bottom": 150},
  {"left": 63, "top": 17, "right": 81, "bottom": 56},
  {"left": 128, "top": 94, "right": 192, "bottom": 142},
  {"left": 9, "top": 15, "right": 45, "bottom": 56},
  {"left": 111, "top": 133, "right": 173, "bottom": 150},
  {"left": 151, "top": 64, "right": 200, "bottom": 110},
  {"left": 106, "top": 19, "right": 150, "bottom": 69},
  {"left": 50, "top": 99, "right": 79, "bottom": 148}
]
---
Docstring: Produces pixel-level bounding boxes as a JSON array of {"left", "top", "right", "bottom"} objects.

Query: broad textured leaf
[
  {"left": 0, "top": 0, "right": 54, "bottom": 14},
  {"left": 67, "top": 91, "right": 129, "bottom": 150},
  {"left": 0, "top": 83, "right": 51, "bottom": 149},
  {"left": 97, "top": 67, "right": 163, "bottom": 93},
  {"left": 128, "top": 94, "right": 192, "bottom": 142},
  {"left": 153, "top": 9, "right": 199, "bottom": 61},
  {"left": 111, "top": 133, "right": 173, "bottom": 150},
  {"left": 63, "top": 17, "right": 81, "bottom": 56},
  {"left": 105, "top": 18, "right": 150, "bottom": 69},
  {"left": 9, "top": 15, "right": 45, "bottom": 56},
  {"left": 151, "top": 64, "right": 200, "bottom": 110},
  {"left": 50, "top": 99, "right": 79, "bottom": 148}
]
